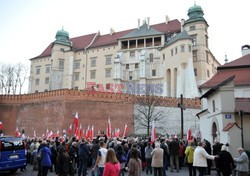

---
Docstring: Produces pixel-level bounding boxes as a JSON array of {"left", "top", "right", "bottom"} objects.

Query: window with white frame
[
  {"left": 59, "top": 59, "right": 64, "bottom": 69},
  {"left": 36, "top": 67, "right": 40, "bottom": 75},
  {"left": 105, "top": 57, "right": 112, "bottom": 65},
  {"left": 90, "top": 70, "right": 96, "bottom": 79},
  {"left": 152, "top": 69, "right": 156, "bottom": 76},
  {"left": 74, "top": 72, "right": 80, "bottom": 81},
  {"left": 74, "top": 60, "right": 80, "bottom": 69},
  {"left": 45, "top": 66, "right": 50, "bottom": 73},
  {"left": 45, "top": 77, "right": 49, "bottom": 84},
  {"left": 90, "top": 58, "right": 96, "bottom": 67},
  {"left": 105, "top": 69, "right": 111, "bottom": 78},
  {"left": 181, "top": 45, "right": 185, "bottom": 52},
  {"left": 35, "top": 78, "right": 40, "bottom": 85}
]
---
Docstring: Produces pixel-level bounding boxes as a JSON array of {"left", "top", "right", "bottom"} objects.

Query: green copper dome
[
  {"left": 187, "top": 4, "right": 204, "bottom": 19},
  {"left": 54, "top": 28, "right": 71, "bottom": 46}
]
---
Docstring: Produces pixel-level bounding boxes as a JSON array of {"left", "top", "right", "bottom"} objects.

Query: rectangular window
[
  {"left": 163, "top": 54, "right": 165, "bottom": 60},
  {"left": 207, "top": 69, "right": 210, "bottom": 78},
  {"left": 74, "top": 61, "right": 80, "bottom": 69},
  {"left": 126, "top": 64, "right": 129, "bottom": 69},
  {"left": 188, "top": 45, "right": 192, "bottom": 52},
  {"left": 90, "top": 71, "right": 96, "bottom": 79},
  {"left": 206, "top": 35, "right": 208, "bottom": 48},
  {"left": 105, "top": 69, "right": 111, "bottom": 78},
  {"left": 194, "top": 68, "right": 197, "bottom": 76},
  {"left": 105, "top": 57, "right": 112, "bottom": 65},
  {"left": 74, "top": 72, "right": 80, "bottom": 81},
  {"left": 206, "top": 51, "right": 209, "bottom": 63},
  {"left": 36, "top": 68, "right": 40, "bottom": 75},
  {"left": 175, "top": 47, "right": 178, "bottom": 54},
  {"left": 45, "top": 77, "right": 49, "bottom": 84},
  {"left": 35, "top": 78, "right": 39, "bottom": 85},
  {"left": 46, "top": 66, "right": 50, "bottom": 73},
  {"left": 190, "top": 25, "right": 196, "bottom": 31},
  {"left": 130, "top": 51, "right": 135, "bottom": 57},
  {"left": 171, "top": 49, "right": 174, "bottom": 56},
  {"left": 191, "top": 35, "right": 197, "bottom": 46},
  {"left": 152, "top": 70, "right": 156, "bottom": 76},
  {"left": 193, "top": 50, "right": 198, "bottom": 61},
  {"left": 181, "top": 45, "right": 185, "bottom": 52},
  {"left": 59, "top": 60, "right": 64, "bottom": 70},
  {"left": 75, "top": 86, "right": 78, "bottom": 90},
  {"left": 135, "top": 63, "right": 139, "bottom": 69},
  {"left": 149, "top": 53, "right": 154, "bottom": 62},
  {"left": 91, "top": 58, "right": 96, "bottom": 67},
  {"left": 129, "top": 71, "right": 133, "bottom": 80}
]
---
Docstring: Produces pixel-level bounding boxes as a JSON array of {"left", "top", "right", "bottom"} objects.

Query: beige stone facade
[{"left": 29, "top": 4, "right": 220, "bottom": 98}]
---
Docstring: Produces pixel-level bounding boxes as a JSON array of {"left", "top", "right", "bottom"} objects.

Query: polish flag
[
  {"left": 67, "top": 124, "right": 72, "bottom": 136},
  {"left": 151, "top": 119, "right": 156, "bottom": 144},
  {"left": 114, "top": 128, "right": 120, "bottom": 137},
  {"left": 79, "top": 124, "right": 84, "bottom": 139},
  {"left": 122, "top": 124, "right": 128, "bottom": 138},
  {"left": 46, "top": 128, "right": 50, "bottom": 138},
  {"left": 15, "top": 127, "right": 20, "bottom": 137},
  {"left": 33, "top": 130, "right": 36, "bottom": 137},
  {"left": 86, "top": 125, "right": 90, "bottom": 139},
  {"left": 56, "top": 130, "right": 60, "bottom": 137},
  {"left": 73, "top": 112, "right": 79, "bottom": 135},
  {"left": 107, "top": 118, "right": 111, "bottom": 139},
  {"left": 187, "top": 127, "right": 192, "bottom": 141},
  {"left": 0, "top": 121, "right": 3, "bottom": 130}
]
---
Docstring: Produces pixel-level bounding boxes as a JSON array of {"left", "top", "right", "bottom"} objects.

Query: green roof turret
[
  {"left": 54, "top": 27, "right": 71, "bottom": 46},
  {"left": 185, "top": 4, "right": 207, "bottom": 25}
]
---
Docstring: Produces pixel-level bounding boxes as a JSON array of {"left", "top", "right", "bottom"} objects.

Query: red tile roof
[
  {"left": 219, "top": 54, "right": 250, "bottom": 68},
  {"left": 235, "top": 98, "right": 250, "bottom": 113},
  {"left": 200, "top": 69, "right": 250, "bottom": 88},
  {"left": 31, "top": 20, "right": 181, "bottom": 59}
]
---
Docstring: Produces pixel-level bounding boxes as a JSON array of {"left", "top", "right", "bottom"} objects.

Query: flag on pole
[
  {"left": 67, "top": 124, "right": 72, "bottom": 136},
  {"left": 114, "top": 128, "right": 120, "bottom": 137},
  {"left": 0, "top": 121, "right": 3, "bottom": 130},
  {"left": 151, "top": 119, "right": 156, "bottom": 144},
  {"left": 15, "top": 127, "right": 20, "bottom": 137},
  {"left": 56, "top": 130, "right": 60, "bottom": 137},
  {"left": 122, "top": 124, "right": 128, "bottom": 138},
  {"left": 187, "top": 127, "right": 192, "bottom": 141},
  {"left": 107, "top": 117, "right": 111, "bottom": 139},
  {"left": 79, "top": 124, "right": 84, "bottom": 139},
  {"left": 86, "top": 125, "right": 90, "bottom": 140},
  {"left": 73, "top": 112, "right": 79, "bottom": 136},
  {"left": 33, "top": 130, "right": 36, "bottom": 137},
  {"left": 46, "top": 128, "right": 49, "bottom": 138}
]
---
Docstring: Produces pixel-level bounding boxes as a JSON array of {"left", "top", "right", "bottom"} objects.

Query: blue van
[{"left": 0, "top": 136, "right": 27, "bottom": 173}]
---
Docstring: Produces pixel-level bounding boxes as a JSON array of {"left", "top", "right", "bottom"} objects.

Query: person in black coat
[
  {"left": 57, "top": 146, "right": 71, "bottom": 176},
  {"left": 217, "top": 145, "right": 235, "bottom": 176},
  {"left": 78, "top": 139, "right": 90, "bottom": 176},
  {"left": 204, "top": 139, "right": 212, "bottom": 175}
]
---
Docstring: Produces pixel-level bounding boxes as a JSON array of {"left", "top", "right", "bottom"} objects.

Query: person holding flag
[
  {"left": 73, "top": 112, "right": 79, "bottom": 137},
  {"left": 151, "top": 119, "right": 156, "bottom": 144},
  {"left": 107, "top": 117, "right": 111, "bottom": 139}
]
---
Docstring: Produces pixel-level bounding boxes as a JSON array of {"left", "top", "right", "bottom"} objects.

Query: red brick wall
[{"left": 0, "top": 89, "right": 200, "bottom": 137}]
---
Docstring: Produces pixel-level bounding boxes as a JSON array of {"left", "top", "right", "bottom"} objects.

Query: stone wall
[{"left": 0, "top": 89, "right": 201, "bottom": 137}]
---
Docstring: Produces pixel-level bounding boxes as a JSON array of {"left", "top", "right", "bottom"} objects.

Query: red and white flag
[
  {"left": 56, "top": 130, "right": 60, "bottom": 137},
  {"left": 90, "top": 125, "right": 94, "bottom": 141},
  {"left": 151, "top": 119, "right": 156, "bottom": 144},
  {"left": 122, "top": 124, "right": 128, "bottom": 138},
  {"left": 0, "top": 121, "right": 3, "bottom": 130},
  {"left": 15, "top": 127, "right": 21, "bottom": 137},
  {"left": 114, "top": 128, "right": 120, "bottom": 137},
  {"left": 46, "top": 128, "right": 49, "bottom": 138},
  {"left": 33, "top": 130, "right": 36, "bottom": 137},
  {"left": 107, "top": 117, "right": 111, "bottom": 139},
  {"left": 73, "top": 112, "right": 79, "bottom": 135},
  {"left": 187, "top": 127, "right": 192, "bottom": 141},
  {"left": 79, "top": 124, "right": 84, "bottom": 139},
  {"left": 67, "top": 124, "right": 72, "bottom": 136},
  {"left": 86, "top": 125, "right": 90, "bottom": 139}
]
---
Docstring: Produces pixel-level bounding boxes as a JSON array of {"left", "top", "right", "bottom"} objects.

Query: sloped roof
[
  {"left": 164, "top": 30, "right": 192, "bottom": 47},
  {"left": 235, "top": 98, "right": 250, "bottom": 114},
  {"left": 31, "top": 20, "right": 181, "bottom": 59},
  {"left": 222, "top": 122, "right": 240, "bottom": 131},
  {"left": 119, "top": 23, "right": 163, "bottom": 39},
  {"left": 219, "top": 53, "right": 250, "bottom": 69},
  {"left": 31, "top": 33, "right": 97, "bottom": 60}
]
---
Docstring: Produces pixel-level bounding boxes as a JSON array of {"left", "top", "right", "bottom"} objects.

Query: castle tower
[{"left": 183, "top": 4, "right": 212, "bottom": 86}]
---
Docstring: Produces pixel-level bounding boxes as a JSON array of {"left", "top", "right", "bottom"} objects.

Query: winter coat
[
  {"left": 103, "top": 162, "right": 120, "bottom": 176},
  {"left": 169, "top": 140, "right": 179, "bottom": 156},
  {"left": 57, "top": 152, "right": 71, "bottom": 175},
  {"left": 193, "top": 146, "right": 215, "bottom": 167},
  {"left": 40, "top": 146, "right": 52, "bottom": 167},
  {"left": 217, "top": 150, "right": 235, "bottom": 175},
  {"left": 185, "top": 146, "right": 195, "bottom": 164},
  {"left": 78, "top": 142, "right": 90, "bottom": 159},
  {"left": 145, "top": 146, "right": 153, "bottom": 159},
  {"left": 151, "top": 147, "right": 163, "bottom": 167},
  {"left": 128, "top": 158, "right": 142, "bottom": 176},
  {"left": 234, "top": 151, "right": 249, "bottom": 172}
]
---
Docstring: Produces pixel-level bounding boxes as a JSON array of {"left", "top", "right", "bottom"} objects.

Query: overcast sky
[{"left": 0, "top": 0, "right": 249, "bottom": 66}]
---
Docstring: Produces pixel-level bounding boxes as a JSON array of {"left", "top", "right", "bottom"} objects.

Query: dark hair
[
  {"left": 100, "top": 141, "right": 105, "bottom": 147},
  {"left": 130, "top": 148, "right": 139, "bottom": 160}
]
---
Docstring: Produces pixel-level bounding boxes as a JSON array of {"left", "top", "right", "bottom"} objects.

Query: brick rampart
[{"left": 0, "top": 89, "right": 201, "bottom": 136}]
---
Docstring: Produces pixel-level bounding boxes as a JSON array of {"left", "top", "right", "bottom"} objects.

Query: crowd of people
[{"left": 23, "top": 134, "right": 249, "bottom": 176}]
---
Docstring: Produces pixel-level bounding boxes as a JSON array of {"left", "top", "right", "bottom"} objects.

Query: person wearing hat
[{"left": 217, "top": 145, "right": 235, "bottom": 176}]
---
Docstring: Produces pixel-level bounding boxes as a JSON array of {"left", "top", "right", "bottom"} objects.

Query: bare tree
[
  {"left": 134, "top": 94, "right": 165, "bottom": 136},
  {"left": 0, "top": 63, "right": 29, "bottom": 94}
]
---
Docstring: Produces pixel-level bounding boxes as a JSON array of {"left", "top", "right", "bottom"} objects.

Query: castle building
[{"left": 29, "top": 4, "right": 220, "bottom": 98}]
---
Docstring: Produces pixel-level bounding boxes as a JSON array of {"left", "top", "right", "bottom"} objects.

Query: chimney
[
  {"left": 110, "top": 28, "right": 115, "bottom": 36},
  {"left": 138, "top": 19, "right": 140, "bottom": 30},
  {"left": 147, "top": 17, "right": 150, "bottom": 29},
  {"left": 224, "top": 53, "right": 228, "bottom": 64},
  {"left": 165, "top": 15, "right": 170, "bottom": 24},
  {"left": 241, "top": 45, "right": 250, "bottom": 56},
  {"left": 181, "top": 19, "right": 185, "bottom": 32}
]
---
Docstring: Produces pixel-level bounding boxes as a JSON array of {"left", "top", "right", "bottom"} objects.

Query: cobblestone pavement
[{"left": 0, "top": 164, "right": 218, "bottom": 176}]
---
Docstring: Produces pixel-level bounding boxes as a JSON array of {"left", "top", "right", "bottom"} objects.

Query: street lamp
[{"left": 178, "top": 94, "right": 186, "bottom": 138}]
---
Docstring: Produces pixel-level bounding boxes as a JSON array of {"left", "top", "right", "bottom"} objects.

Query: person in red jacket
[{"left": 103, "top": 148, "right": 120, "bottom": 176}]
